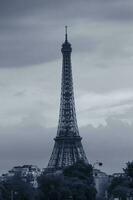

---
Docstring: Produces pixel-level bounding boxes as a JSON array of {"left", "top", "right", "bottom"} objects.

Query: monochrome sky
[{"left": 0, "top": 0, "right": 133, "bottom": 174}]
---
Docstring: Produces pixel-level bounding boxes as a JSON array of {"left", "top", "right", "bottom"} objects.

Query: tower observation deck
[{"left": 47, "top": 27, "right": 88, "bottom": 170}]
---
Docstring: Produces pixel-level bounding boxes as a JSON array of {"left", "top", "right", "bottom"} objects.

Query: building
[
  {"left": 93, "top": 169, "right": 109, "bottom": 199},
  {"left": 1, "top": 165, "right": 41, "bottom": 188},
  {"left": 112, "top": 172, "right": 125, "bottom": 178},
  {"left": 46, "top": 27, "right": 88, "bottom": 172}
]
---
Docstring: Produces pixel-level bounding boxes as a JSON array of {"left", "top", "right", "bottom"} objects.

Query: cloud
[
  {"left": 77, "top": 90, "right": 133, "bottom": 111},
  {"left": 0, "top": 61, "right": 60, "bottom": 127},
  {"left": 81, "top": 117, "right": 133, "bottom": 174},
  {"left": 1, "top": 0, "right": 133, "bottom": 20},
  {"left": 0, "top": 117, "right": 133, "bottom": 175},
  {"left": 0, "top": 57, "right": 133, "bottom": 128},
  {"left": 1, "top": 0, "right": 133, "bottom": 67},
  {"left": 0, "top": 0, "right": 133, "bottom": 175}
]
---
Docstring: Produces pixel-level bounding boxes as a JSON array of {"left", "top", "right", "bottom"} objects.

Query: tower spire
[{"left": 65, "top": 26, "right": 68, "bottom": 42}]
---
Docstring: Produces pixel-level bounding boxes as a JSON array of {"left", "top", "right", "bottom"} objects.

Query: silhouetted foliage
[
  {"left": 123, "top": 161, "right": 133, "bottom": 180},
  {"left": 108, "top": 161, "right": 133, "bottom": 199},
  {"left": 0, "top": 174, "right": 35, "bottom": 200},
  {"left": 0, "top": 161, "right": 96, "bottom": 200},
  {"left": 63, "top": 160, "right": 93, "bottom": 180},
  {"left": 108, "top": 176, "right": 126, "bottom": 196},
  {"left": 38, "top": 161, "right": 96, "bottom": 200},
  {"left": 108, "top": 181, "right": 133, "bottom": 199},
  {"left": 38, "top": 174, "right": 67, "bottom": 200}
]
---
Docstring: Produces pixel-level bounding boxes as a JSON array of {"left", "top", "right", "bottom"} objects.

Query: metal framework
[{"left": 47, "top": 27, "right": 88, "bottom": 171}]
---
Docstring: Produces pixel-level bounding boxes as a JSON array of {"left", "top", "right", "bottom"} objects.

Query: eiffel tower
[{"left": 47, "top": 27, "right": 88, "bottom": 171}]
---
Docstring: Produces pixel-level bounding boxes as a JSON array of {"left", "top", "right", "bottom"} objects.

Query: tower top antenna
[{"left": 65, "top": 26, "right": 68, "bottom": 42}]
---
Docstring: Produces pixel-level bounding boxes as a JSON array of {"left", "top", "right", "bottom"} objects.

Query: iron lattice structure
[{"left": 47, "top": 27, "right": 88, "bottom": 171}]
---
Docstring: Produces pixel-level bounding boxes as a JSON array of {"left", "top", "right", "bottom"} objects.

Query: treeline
[
  {"left": 108, "top": 161, "right": 133, "bottom": 199},
  {"left": 0, "top": 161, "right": 96, "bottom": 200}
]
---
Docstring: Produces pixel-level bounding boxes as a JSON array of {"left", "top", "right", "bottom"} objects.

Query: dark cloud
[
  {"left": 0, "top": 33, "right": 59, "bottom": 67},
  {"left": 1, "top": 0, "right": 133, "bottom": 20},
  {"left": 0, "top": 0, "right": 133, "bottom": 67}
]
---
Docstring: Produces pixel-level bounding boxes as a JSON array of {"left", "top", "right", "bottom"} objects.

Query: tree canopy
[
  {"left": 108, "top": 161, "right": 133, "bottom": 199},
  {"left": 123, "top": 161, "right": 133, "bottom": 179},
  {"left": 0, "top": 174, "right": 35, "bottom": 200},
  {"left": 38, "top": 161, "right": 96, "bottom": 200}
]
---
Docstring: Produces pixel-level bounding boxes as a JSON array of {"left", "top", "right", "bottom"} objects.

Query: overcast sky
[{"left": 0, "top": 0, "right": 133, "bottom": 174}]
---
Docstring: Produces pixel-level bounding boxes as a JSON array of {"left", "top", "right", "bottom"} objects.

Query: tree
[
  {"left": 112, "top": 186, "right": 132, "bottom": 200},
  {"left": 63, "top": 160, "right": 93, "bottom": 180},
  {"left": 38, "top": 161, "right": 96, "bottom": 200},
  {"left": 108, "top": 161, "right": 133, "bottom": 199},
  {"left": 38, "top": 173, "right": 69, "bottom": 200},
  {"left": 108, "top": 176, "right": 132, "bottom": 199},
  {"left": 123, "top": 161, "right": 133, "bottom": 180},
  {"left": 1, "top": 174, "right": 36, "bottom": 200}
]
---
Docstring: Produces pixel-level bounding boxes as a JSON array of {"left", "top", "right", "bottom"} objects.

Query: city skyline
[{"left": 0, "top": 0, "right": 133, "bottom": 174}]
